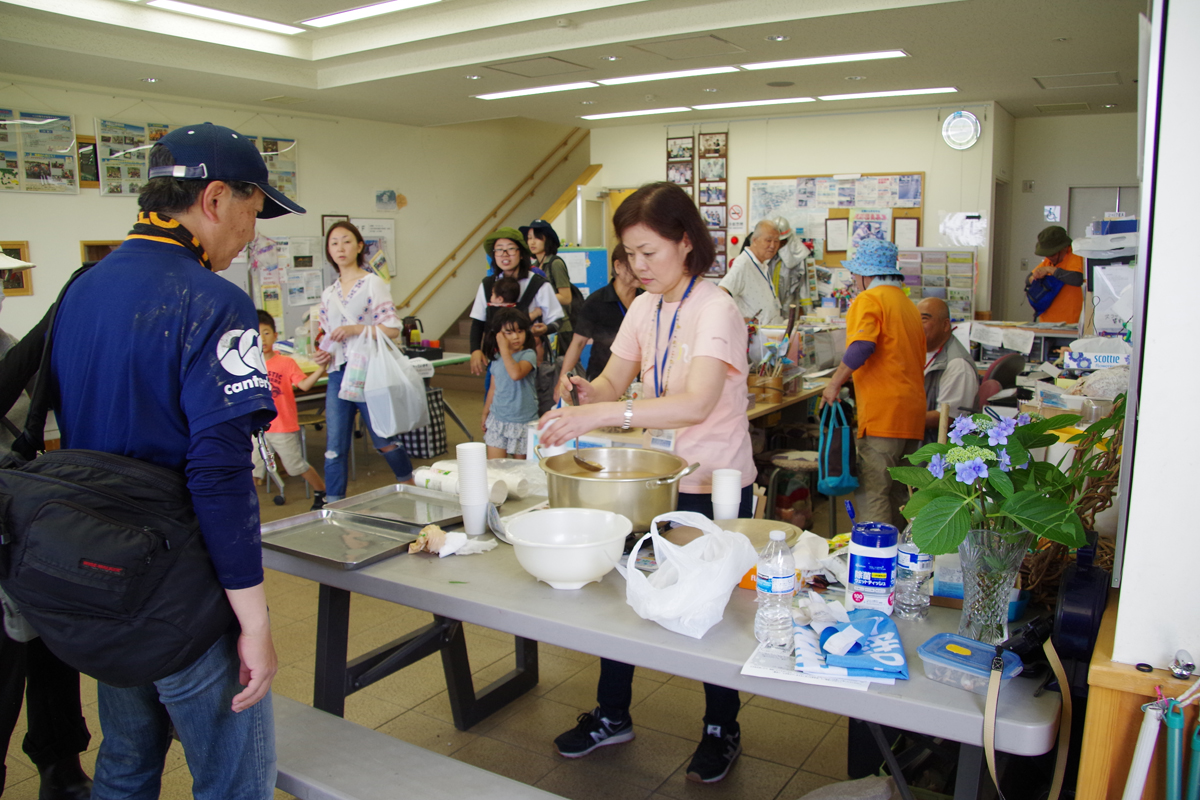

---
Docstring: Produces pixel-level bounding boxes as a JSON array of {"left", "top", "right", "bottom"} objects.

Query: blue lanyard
[
  {"left": 746, "top": 252, "right": 777, "bottom": 299},
  {"left": 652, "top": 275, "right": 697, "bottom": 398}
]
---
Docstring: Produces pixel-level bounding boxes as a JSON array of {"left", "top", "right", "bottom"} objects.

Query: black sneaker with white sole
[
  {"left": 686, "top": 723, "right": 742, "bottom": 783},
  {"left": 553, "top": 708, "right": 635, "bottom": 758}
]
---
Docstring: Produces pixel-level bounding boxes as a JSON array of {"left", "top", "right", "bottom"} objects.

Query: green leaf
[
  {"left": 987, "top": 470, "right": 1014, "bottom": 499},
  {"left": 1021, "top": 432, "right": 1061, "bottom": 450},
  {"left": 1022, "top": 414, "right": 1082, "bottom": 435},
  {"left": 1004, "top": 441, "right": 1030, "bottom": 470},
  {"left": 998, "top": 492, "right": 1087, "bottom": 548},
  {"left": 911, "top": 494, "right": 974, "bottom": 554},
  {"left": 901, "top": 487, "right": 957, "bottom": 520},
  {"left": 888, "top": 465, "right": 937, "bottom": 489},
  {"left": 906, "top": 442, "right": 951, "bottom": 466}
]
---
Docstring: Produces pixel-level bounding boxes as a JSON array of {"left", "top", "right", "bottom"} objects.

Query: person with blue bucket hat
[{"left": 819, "top": 239, "right": 926, "bottom": 527}]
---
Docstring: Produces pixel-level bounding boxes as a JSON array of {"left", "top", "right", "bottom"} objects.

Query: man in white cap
[
  {"left": 820, "top": 239, "right": 926, "bottom": 527},
  {"left": 719, "top": 219, "right": 785, "bottom": 324},
  {"left": 46, "top": 123, "right": 305, "bottom": 799}
]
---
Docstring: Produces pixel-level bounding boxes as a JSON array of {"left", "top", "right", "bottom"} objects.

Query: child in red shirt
[{"left": 254, "top": 310, "right": 328, "bottom": 509}]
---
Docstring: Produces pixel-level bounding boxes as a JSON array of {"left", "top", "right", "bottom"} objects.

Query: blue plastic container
[{"left": 918, "top": 633, "right": 1024, "bottom": 695}]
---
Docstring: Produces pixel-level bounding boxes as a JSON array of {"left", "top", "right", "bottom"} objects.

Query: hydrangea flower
[
  {"left": 1016, "top": 413, "right": 1031, "bottom": 426},
  {"left": 997, "top": 448, "right": 1012, "bottom": 472},
  {"left": 955, "top": 458, "right": 989, "bottom": 484},
  {"left": 948, "top": 416, "right": 976, "bottom": 446},
  {"left": 944, "top": 445, "right": 997, "bottom": 464},
  {"left": 988, "top": 417, "right": 1017, "bottom": 446},
  {"left": 928, "top": 453, "right": 947, "bottom": 479}
]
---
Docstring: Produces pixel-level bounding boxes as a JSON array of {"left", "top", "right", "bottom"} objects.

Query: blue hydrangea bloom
[
  {"left": 988, "top": 417, "right": 1017, "bottom": 446},
  {"left": 949, "top": 416, "right": 976, "bottom": 446},
  {"left": 955, "top": 458, "right": 989, "bottom": 484},
  {"left": 997, "top": 449, "right": 1012, "bottom": 472},
  {"left": 929, "top": 453, "right": 947, "bottom": 479}
]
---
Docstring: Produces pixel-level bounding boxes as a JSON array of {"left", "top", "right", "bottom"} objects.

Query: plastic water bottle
[
  {"left": 895, "top": 523, "right": 933, "bottom": 620},
  {"left": 755, "top": 530, "right": 797, "bottom": 651},
  {"left": 846, "top": 522, "right": 898, "bottom": 616}
]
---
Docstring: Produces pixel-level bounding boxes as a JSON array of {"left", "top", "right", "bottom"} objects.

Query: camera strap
[{"left": 984, "top": 637, "right": 1071, "bottom": 800}]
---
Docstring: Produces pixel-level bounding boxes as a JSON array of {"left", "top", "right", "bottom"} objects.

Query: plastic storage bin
[{"left": 917, "top": 633, "right": 1023, "bottom": 695}]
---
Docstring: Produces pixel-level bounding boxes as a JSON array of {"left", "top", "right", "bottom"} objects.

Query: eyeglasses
[{"left": 493, "top": 247, "right": 520, "bottom": 256}]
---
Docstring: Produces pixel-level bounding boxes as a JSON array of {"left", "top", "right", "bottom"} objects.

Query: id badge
[{"left": 646, "top": 428, "right": 678, "bottom": 452}]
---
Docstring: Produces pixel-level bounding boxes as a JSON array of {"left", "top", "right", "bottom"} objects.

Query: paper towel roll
[
  {"left": 427, "top": 462, "right": 517, "bottom": 502},
  {"left": 415, "top": 468, "right": 507, "bottom": 505}
]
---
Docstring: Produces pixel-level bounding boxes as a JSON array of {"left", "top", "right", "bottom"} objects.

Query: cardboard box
[{"left": 1063, "top": 351, "right": 1130, "bottom": 370}]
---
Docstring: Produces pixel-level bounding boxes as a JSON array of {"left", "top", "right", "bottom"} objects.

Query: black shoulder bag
[{"left": 0, "top": 271, "right": 233, "bottom": 688}]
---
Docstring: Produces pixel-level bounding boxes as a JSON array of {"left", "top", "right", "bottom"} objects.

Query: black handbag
[{"left": 0, "top": 270, "right": 233, "bottom": 688}]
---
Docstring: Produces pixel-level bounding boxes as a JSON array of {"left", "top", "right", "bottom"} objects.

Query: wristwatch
[{"left": 622, "top": 398, "right": 634, "bottom": 431}]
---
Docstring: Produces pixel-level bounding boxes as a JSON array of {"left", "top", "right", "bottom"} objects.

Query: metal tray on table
[
  {"left": 324, "top": 484, "right": 464, "bottom": 528},
  {"left": 261, "top": 510, "right": 420, "bottom": 569}
]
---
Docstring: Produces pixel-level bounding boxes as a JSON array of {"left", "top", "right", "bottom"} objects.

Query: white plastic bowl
[{"left": 504, "top": 508, "right": 632, "bottom": 590}]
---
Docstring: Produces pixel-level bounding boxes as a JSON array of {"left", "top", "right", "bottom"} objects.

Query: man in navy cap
[{"left": 49, "top": 123, "right": 304, "bottom": 799}]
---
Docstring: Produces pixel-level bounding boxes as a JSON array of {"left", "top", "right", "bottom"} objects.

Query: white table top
[{"left": 264, "top": 537, "right": 1060, "bottom": 757}]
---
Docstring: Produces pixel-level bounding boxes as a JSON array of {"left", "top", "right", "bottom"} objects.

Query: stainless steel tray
[
  {"left": 324, "top": 484, "right": 463, "bottom": 528},
  {"left": 261, "top": 510, "right": 420, "bottom": 569}
]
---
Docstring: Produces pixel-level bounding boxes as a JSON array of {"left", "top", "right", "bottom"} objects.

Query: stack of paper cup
[
  {"left": 711, "top": 469, "right": 742, "bottom": 521},
  {"left": 456, "top": 442, "right": 489, "bottom": 535},
  {"left": 414, "top": 467, "right": 507, "bottom": 504}
]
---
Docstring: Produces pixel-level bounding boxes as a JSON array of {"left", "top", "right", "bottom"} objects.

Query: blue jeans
[
  {"left": 92, "top": 631, "right": 275, "bottom": 800},
  {"left": 324, "top": 368, "right": 414, "bottom": 500}
]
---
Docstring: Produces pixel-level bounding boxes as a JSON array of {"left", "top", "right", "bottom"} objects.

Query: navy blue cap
[
  {"left": 851, "top": 522, "right": 898, "bottom": 548},
  {"left": 147, "top": 123, "right": 305, "bottom": 219}
]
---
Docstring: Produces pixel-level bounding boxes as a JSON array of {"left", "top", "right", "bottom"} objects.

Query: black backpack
[
  {"left": 0, "top": 270, "right": 233, "bottom": 688},
  {"left": 482, "top": 272, "right": 548, "bottom": 325}
]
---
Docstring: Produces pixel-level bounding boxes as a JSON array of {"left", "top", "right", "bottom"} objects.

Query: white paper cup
[
  {"left": 460, "top": 502, "right": 488, "bottom": 536},
  {"left": 710, "top": 469, "right": 742, "bottom": 506},
  {"left": 712, "top": 501, "right": 740, "bottom": 521}
]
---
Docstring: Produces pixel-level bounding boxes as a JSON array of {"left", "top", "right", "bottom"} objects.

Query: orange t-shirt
[
  {"left": 845, "top": 283, "right": 926, "bottom": 440},
  {"left": 265, "top": 352, "right": 306, "bottom": 433},
  {"left": 1036, "top": 249, "right": 1084, "bottom": 323}
]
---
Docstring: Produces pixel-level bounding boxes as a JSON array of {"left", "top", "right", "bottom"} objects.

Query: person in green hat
[
  {"left": 468, "top": 227, "right": 564, "bottom": 375},
  {"left": 1026, "top": 225, "right": 1084, "bottom": 323}
]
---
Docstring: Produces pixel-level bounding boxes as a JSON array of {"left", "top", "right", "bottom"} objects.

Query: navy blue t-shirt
[{"left": 51, "top": 237, "right": 275, "bottom": 589}]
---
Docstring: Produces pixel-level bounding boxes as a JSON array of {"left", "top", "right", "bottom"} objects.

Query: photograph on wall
[
  {"left": 148, "top": 122, "right": 172, "bottom": 142},
  {"left": 705, "top": 254, "right": 727, "bottom": 278},
  {"left": 96, "top": 119, "right": 147, "bottom": 197},
  {"left": 0, "top": 109, "right": 12, "bottom": 145},
  {"left": 0, "top": 149, "right": 18, "bottom": 190},
  {"left": 701, "top": 205, "right": 726, "bottom": 229},
  {"left": 699, "top": 158, "right": 725, "bottom": 182},
  {"left": 710, "top": 230, "right": 726, "bottom": 254},
  {"left": 259, "top": 137, "right": 298, "bottom": 200},
  {"left": 681, "top": 185, "right": 694, "bottom": 198},
  {"left": 1, "top": 243, "right": 32, "bottom": 296},
  {"left": 20, "top": 111, "right": 77, "bottom": 194},
  {"left": 699, "top": 181, "right": 726, "bottom": 205},
  {"left": 699, "top": 133, "right": 727, "bottom": 159},
  {"left": 667, "top": 161, "right": 693, "bottom": 186},
  {"left": 667, "top": 136, "right": 694, "bottom": 161}
]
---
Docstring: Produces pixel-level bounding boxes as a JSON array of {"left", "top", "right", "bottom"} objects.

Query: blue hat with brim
[
  {"left": 842, "top": 239, "right": 901, "bottom": 277},
  {"left": 149, "top": 123, "right": 306, "bottom": 219}
]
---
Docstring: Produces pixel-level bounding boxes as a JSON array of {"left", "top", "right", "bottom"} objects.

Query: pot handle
[
  {"left": 646, "top": 462, "right": 700, "bottom": 488},
  {"left": 534, "top": 444, "right": 547, "bottom": 469}
]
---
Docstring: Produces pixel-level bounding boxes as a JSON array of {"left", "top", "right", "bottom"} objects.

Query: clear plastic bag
[
  {"left": 337, "top": 328, "right": 373, "bottom": 403},
  {"left": 364, "top": 331, "right": 429, "bottom": 437}
]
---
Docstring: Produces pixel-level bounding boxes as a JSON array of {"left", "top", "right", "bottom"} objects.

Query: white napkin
[{"left": 437, "top": 532, "right": 498, "bottom": 558}]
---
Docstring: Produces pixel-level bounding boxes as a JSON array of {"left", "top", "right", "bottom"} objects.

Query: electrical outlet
[
  {"left": 1022, "top": 180, "right": 1035, "bottom": 193},
  {"left": 1021, "top": 258, "right": 1029, "bottom": 268}
]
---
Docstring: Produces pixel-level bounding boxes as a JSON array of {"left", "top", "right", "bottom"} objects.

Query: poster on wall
[
  {"left": 96, "top": 119, "right": 148, "bottom": 196},
  {"left": 260, "top": 137, "right": 298, "bottom": 200},
  {"left": 19, "top": 111, "right": 78, "bottom": 194},
  {"left": 697, "top": 132, "right": 728, "bottom": 276},
  {"left": 847, "top": 208, "right": 892, "bottom": 260},
  {"left": 0, "top": 110, "right": 18, "bottom": 191},
  {"left": 666, "top": 135, "right": 694, "bottom": 193}
]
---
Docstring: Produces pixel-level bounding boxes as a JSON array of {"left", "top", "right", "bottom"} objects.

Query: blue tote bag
[{"left": 818, "top": 401, "right": 859, "bottom": 496}]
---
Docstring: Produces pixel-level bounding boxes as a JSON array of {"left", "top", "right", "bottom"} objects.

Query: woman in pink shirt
[{"left": 540, "top": 182, "right": 753, "bottom": 784}]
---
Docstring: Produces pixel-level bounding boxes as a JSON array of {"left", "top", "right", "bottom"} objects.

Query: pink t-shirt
[{"left": 611, "top": 279, "right": 755, "bottom": 494}]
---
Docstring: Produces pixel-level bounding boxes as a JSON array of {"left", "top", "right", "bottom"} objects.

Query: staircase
[{"left": 431, "top": 308, "right": 481, "bottom": 393}]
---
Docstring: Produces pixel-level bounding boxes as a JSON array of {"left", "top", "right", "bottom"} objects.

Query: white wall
[
  {"left": 1001, "top": 113, "right": 1139, "bottom": 319},
  {"left": 1113, "top": 1, "right": 1200, "bottom": 667},
  {"left": 0, "top": 80, "right": 581, "bottom": 340},
  {"left": 589, "top": 103, "right": 1002, "bottom": 310}
]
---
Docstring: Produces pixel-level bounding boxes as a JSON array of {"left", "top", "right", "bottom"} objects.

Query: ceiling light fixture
[
  {"left": 302, "top": 0, "right": 441, "bottom": 28},
  {"left": 141, "top": 77, "right": 160, "bottom": 83},
  {"left": 766, "top": 81, "right": 794, "bottom": 88},
  {"left": 596, "top": 66, "right": 739, "bottom": 86},
  {"left": 818, "top": 86, "right": 957, "bottom": 101},
  {"left": 146, "top": 0, "right": 305, "bottom": 34},
  {"left": 845, "top": 76, "right": 866, "bottom": 81},
  {"left": 475, "top": 81, "right": 597, "bottom": 100},
  {"left": 742, "top": 50, "right": 907, "bottom": 71},
  {"left": 692, "top": 97, "right": 816, "bottom": 110},
  {"left": 599, "top": 55, "right": 622, "bottom": 62},
  {"left": 766, "top": 35, "right": 790, "bottom": 42},
  {"left": 580, "top": 100, "right": 596, "bottom": 105},
  {"left": 1103, "top": 103, "right": 1118, "bottom": 108},
  {"left": 703, "top": 88, "right": 719, "bottom": 93},
  {"left": 581, "top": 107, "right": 691, "bottom": 120},
  {"left": 464, "top": 74, "right": 482, "bottom": 80}
]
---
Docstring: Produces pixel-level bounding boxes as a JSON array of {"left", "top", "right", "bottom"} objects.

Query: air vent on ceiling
[
  {"left": 261, "top": 95, "right": 309, "bottom": 105},
  {"left": 1035, "top": 102, "right": 1091, "bottom": 113},
  {"left": 487, "top": 57, "right": 589, "bottom": 78},
  {"left": 633, "top": 35, "right": 745, "bottom": 60},
  {"left": 1034, "top": 72, "right": 1121, "bottom": 90}
]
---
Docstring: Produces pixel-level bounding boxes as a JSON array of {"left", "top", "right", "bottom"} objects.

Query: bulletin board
[{"left": 747, "top": 172, "right": 925, "bottom": 266}]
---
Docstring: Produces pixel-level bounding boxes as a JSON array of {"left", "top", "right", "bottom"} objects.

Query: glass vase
[{"left": 957, "top": 528, "right": 1034, "bottom": 645}]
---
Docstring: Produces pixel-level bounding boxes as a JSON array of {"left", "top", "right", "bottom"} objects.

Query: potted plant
[{"left": 888, "top": 402, "right": 1124, "bottom": 644}]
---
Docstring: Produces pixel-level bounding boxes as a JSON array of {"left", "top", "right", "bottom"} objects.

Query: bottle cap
[
  {"left": 851, "top": 522, "right": 898, "bottom": 548},
  {"left": 769, "top": 530, "right": 786, "bottom": 541}
]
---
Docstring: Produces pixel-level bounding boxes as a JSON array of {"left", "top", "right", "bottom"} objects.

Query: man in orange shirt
[
  {"left": 821, "top": 240, "right": 926, "bottom": 527},
  {"left": 1026, "top": 225, "right": 1084, "bottom": 323}
]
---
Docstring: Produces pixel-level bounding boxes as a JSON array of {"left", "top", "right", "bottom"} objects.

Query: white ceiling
[{"left": 0, "top": 0, "right": 1144, "bottom": 128}]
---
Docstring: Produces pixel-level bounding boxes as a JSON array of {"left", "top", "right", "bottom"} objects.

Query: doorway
[{"left": 990, "top": 179, "right": 1011, "bottom": 319}]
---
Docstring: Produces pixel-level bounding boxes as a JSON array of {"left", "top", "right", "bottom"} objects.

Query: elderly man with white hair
[{"left": 719, "top": 219, "right": 786, "bottom": 325}]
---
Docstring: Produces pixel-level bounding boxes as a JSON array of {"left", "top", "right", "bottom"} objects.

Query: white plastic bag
[
  {"left": 364, "top": 331, "right": 429, "bottom": 438},
  {"left": 337, "top": 328, "right": 373, "bottom": 403},
  {"left": 616, "top": 511, "right": 758, "bottom": 639}
]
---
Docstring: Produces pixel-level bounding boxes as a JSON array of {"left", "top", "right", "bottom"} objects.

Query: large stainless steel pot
[{"left": 536, "top": 447, "right": 699, "bottom": 531}]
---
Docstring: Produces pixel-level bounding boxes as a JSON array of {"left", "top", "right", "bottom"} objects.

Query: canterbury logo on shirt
[{"left": 217, "top": 329, "right": 270, "bottom": 395}]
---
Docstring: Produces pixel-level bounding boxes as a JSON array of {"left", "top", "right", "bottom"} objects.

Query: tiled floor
[{"left": 2, "top": 387, "right": 852, "bottom": 800}]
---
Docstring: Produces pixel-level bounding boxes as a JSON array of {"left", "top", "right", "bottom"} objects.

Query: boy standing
[{"left": 255, "top": 310, "right": 328, "bottom": 509}]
